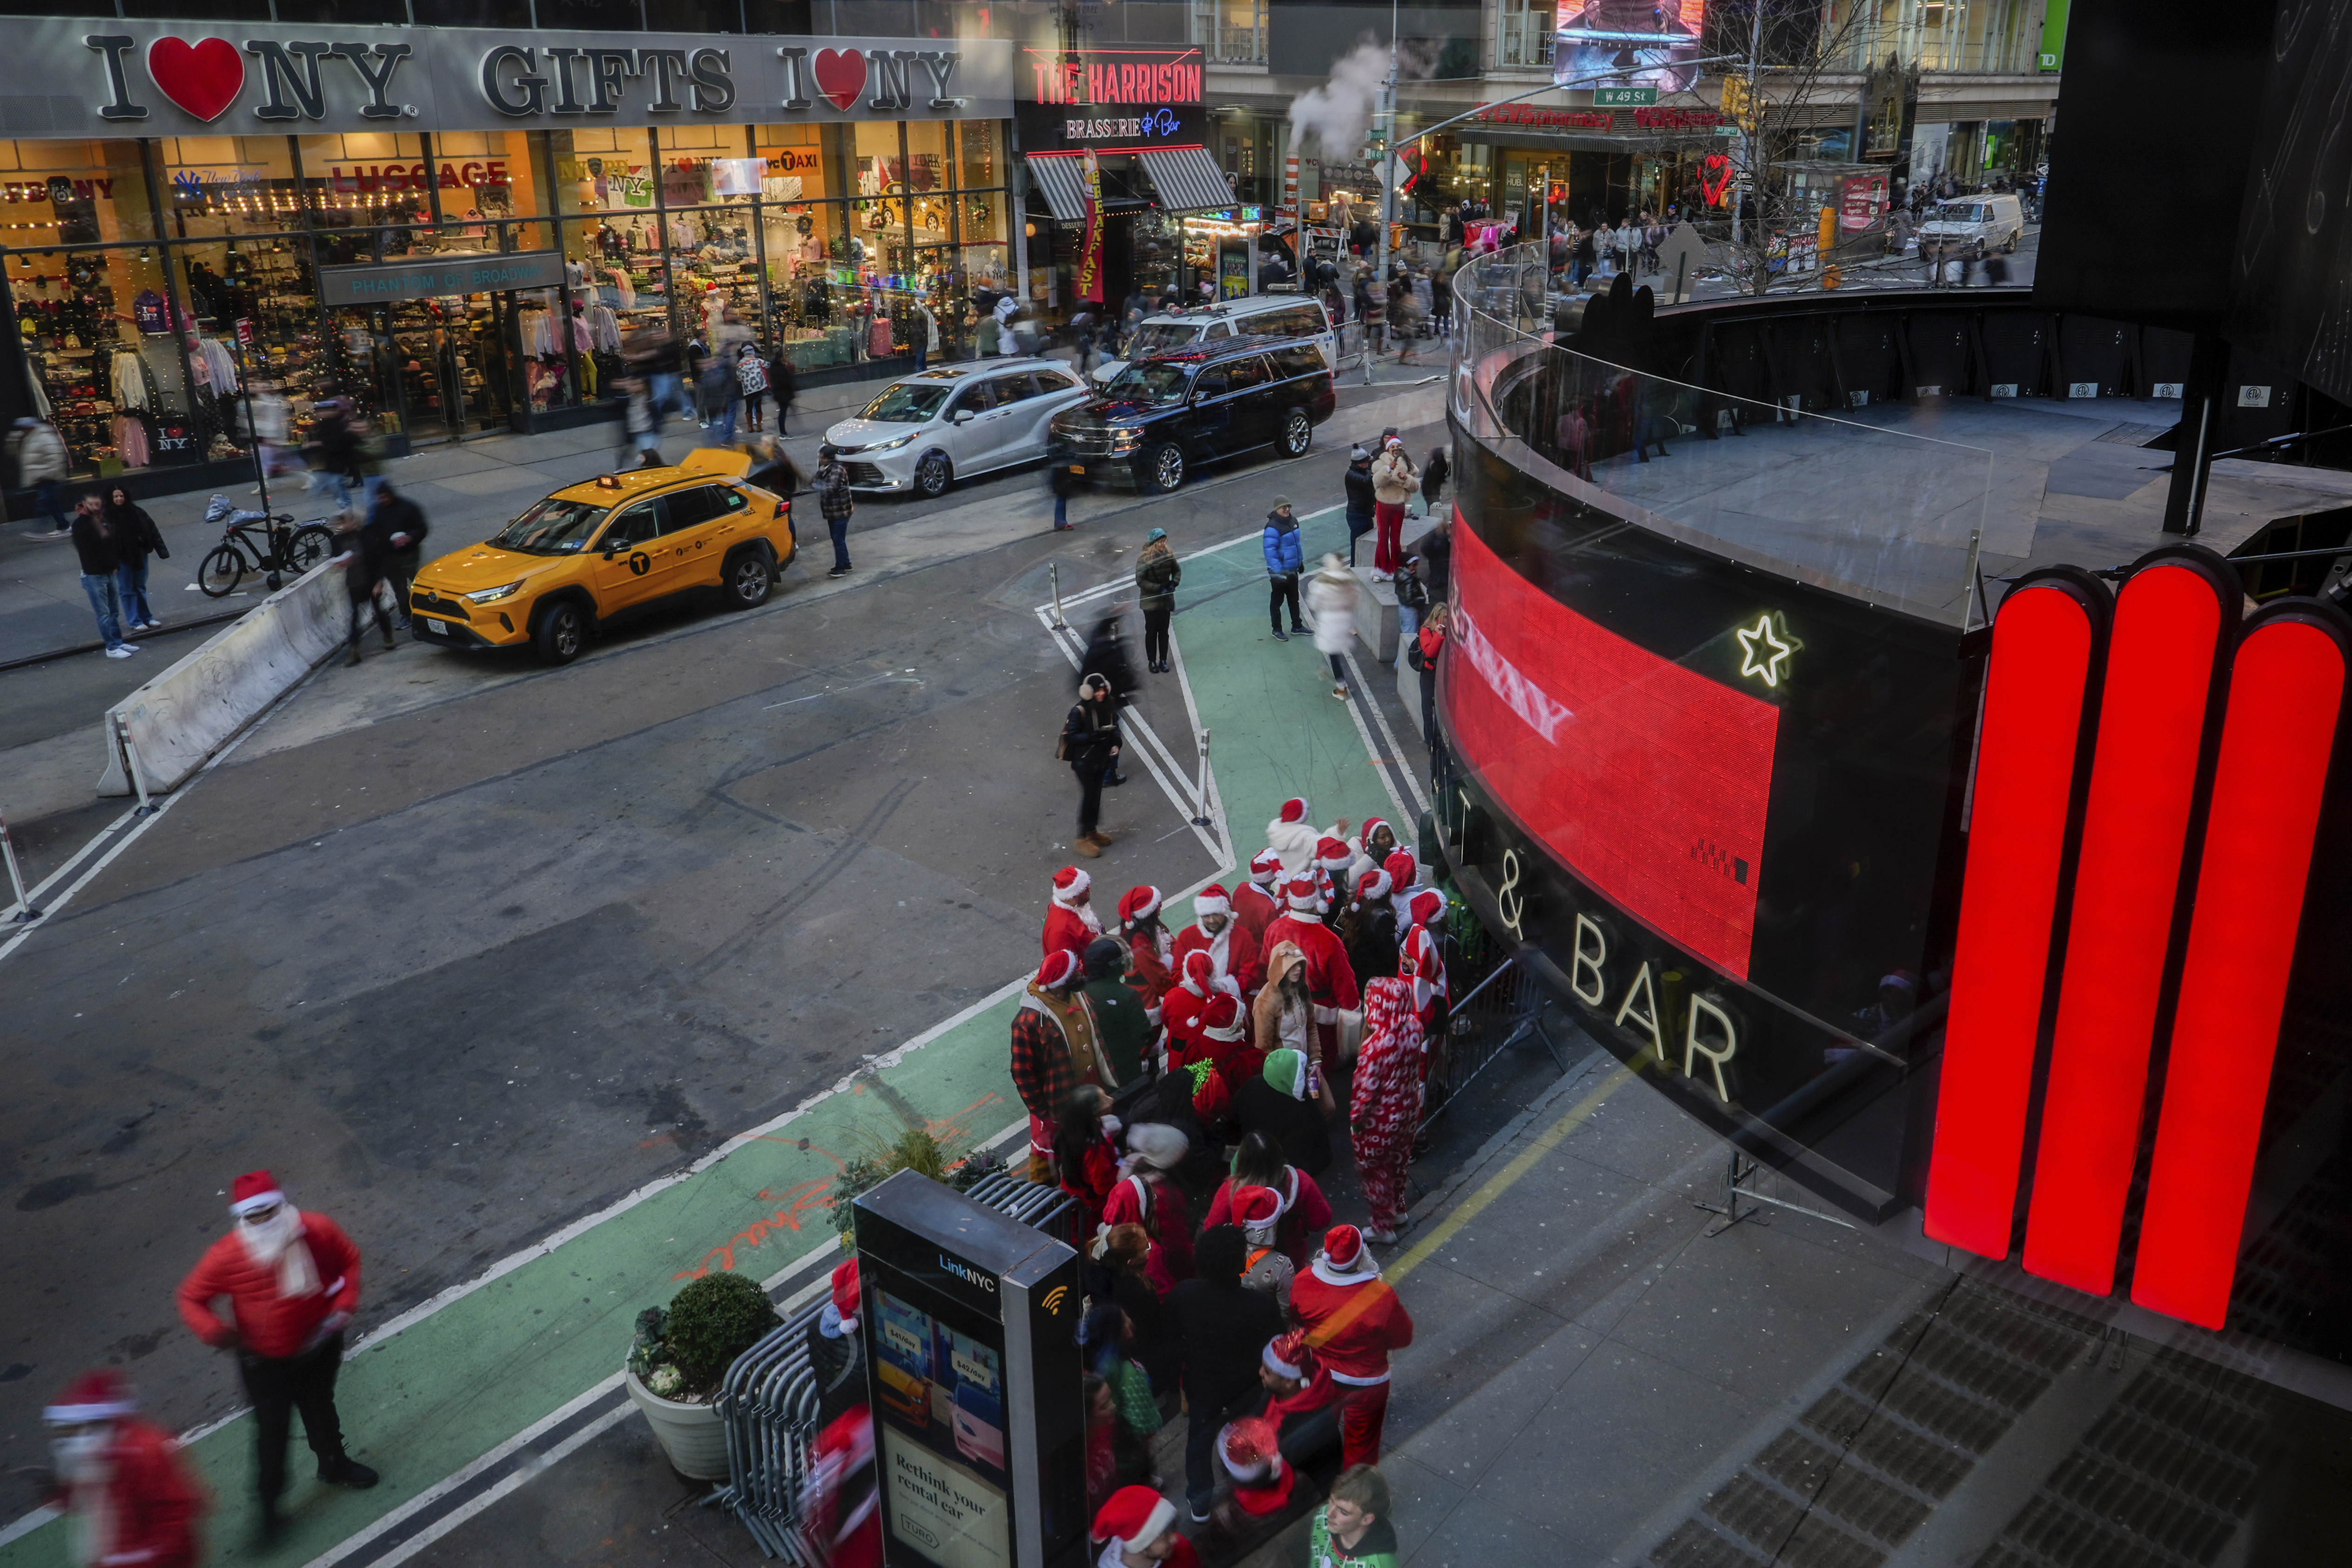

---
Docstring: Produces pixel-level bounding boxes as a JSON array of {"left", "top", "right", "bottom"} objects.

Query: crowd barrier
[{"left": 96, "top": 559, "right": 348, "bottom": 798}]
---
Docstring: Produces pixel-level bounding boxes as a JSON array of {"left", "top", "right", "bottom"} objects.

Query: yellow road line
[{"left": 1389, "top": 1052, "right": 1649, "bottom": 1282}]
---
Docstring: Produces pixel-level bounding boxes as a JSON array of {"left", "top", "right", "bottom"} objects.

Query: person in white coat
[{"left": 1306, "top": 552, "right": 1357, "bottom": 701}]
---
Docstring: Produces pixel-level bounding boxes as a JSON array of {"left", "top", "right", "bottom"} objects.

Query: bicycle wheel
[
  {"left": 197, "top": 544, "right": 247, "bottom": 598},
  {"left": 284, "top": 525, "right": 335, "bottom": 574}
]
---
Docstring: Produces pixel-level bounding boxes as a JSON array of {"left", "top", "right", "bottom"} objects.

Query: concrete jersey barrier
[{"left": 97, "top": 559, "right": 349, "bottom": 797}]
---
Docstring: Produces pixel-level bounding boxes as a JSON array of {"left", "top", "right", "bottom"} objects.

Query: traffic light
[{"left": 1719, "top": 75, "right": 1747, "bottom": 122}]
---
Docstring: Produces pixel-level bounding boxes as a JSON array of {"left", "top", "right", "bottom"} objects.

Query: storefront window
[
  {"left": 0, "top": 140, "right": 156, "bottom": 248},
  {"left": 157, "top": 136, "right": 300, "bottom": 241},
  {"left": 958, "top": 121, "right": 1001, "bottom": 195}
]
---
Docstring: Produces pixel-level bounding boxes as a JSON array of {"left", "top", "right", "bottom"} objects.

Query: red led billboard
[{"left": 1446, "top": 522, "right": 1779, "bottom": 979}]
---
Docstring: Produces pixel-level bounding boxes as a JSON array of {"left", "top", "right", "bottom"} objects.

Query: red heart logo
[
  {"left": 1699, "top": 154, "right": 1733, "bottom": 205},
  {"left": 148, "top": 37, "right": 244, "bottom": 123},
  {"left": 811, "top": 48, "right": 867, "bottom": 114}
]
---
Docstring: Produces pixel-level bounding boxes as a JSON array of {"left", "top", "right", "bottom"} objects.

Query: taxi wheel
[
  {"left": 724, "top": 549, "right": 772, "bottom": 610},
  {"left": 533, "top": 600, "right": 587, "bottom": 666},
  {"left": 914, "top": 451, "right": 953, "bottom": 499}
]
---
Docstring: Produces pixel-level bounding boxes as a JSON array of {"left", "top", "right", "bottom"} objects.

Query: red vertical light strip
[
  {"left": 1923, "top": 583, "right": 2100, "bottom": 1258},
  {"left": 2130, "top": 615, "right": 2346, "bottom": 1329},
  {"left": 2021, "top": 560, "right": 2228, "bottom": 1295}
]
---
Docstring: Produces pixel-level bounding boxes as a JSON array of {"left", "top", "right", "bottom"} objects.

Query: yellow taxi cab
[{"left": 407, "top": 449, "right": 795, "bottom": 665}]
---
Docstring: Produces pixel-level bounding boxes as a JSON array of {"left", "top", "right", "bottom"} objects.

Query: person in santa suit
[
  {"left": 1400, "top": 889, "right": 1448, "bottom": 1032},
  {"left": 1116, "top": 885, "right": 1176, "bottom": 1014},
  {"left": 1011, "top": 951, "right": 1110, "bottom": 1180},
  {"left": 1091, "top": 1483, "right": 1200, "bottom": 1568},
  {"left": 1162, "top": 949, "right": 1240, "bottom": 1070},
  {"left": 1178, "top": 993, "right": 1248, "bottom": 1124},
  {"left": 1289, "top": 1225, "right": 1414, "bottom": 1467},
  {"left": 1382, "top": 850, "right": 1422, "bottom": 928},
  {"left": 797, "top": 1404, "right": 880, "bottom": 1568},
  {"left": 1099, "top": 1122, "right": 1196, "bottom": 1283},
  {"left": 1204, "top": 1414, "right": 1295, "bottom": 1541},
  {"left": 1256, "top": 1328, "right": 1343, "bottom": 1470},
  {"left": 1045, "top": 865, "right": 1105, "bottom": 964},
  {"left": 1171, "top": 883, "right": 1264, "bottom": 997},
  {"left": 1350, "top": 965, "right": 1425, "bottom": 1242},
  {"left": 40, "top": 1369, "right": 205, "bottom": 1568},
  {"left": 1204, "top": 1130, "right": 1332, "bottom": 1269},
  {"left": 1265, "top": 797, "right": 1349, "bottom": 875},
  {"left": 1199, "top": 989, "right": 1260, "bottom": 1085},
  {"left": 175, "top": 1171, "right": 376, "bottom": 1544},
  {"left": 1231, "top": 850, "right": 1284, "bottom": 948},
  {"left": 1264, "top": 873, "right": 1360, "bottom": 1079}
]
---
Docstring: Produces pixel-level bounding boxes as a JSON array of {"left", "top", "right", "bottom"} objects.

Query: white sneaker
[
  {"left": 1362, "top": 1226, "right": 1400, "bottom": 1244},
  {"left": 117, "top": 640, "right": 140, "bottom": 651},
  {"left": 105, "top": 645, "right": 134, "bottom": 659},
  {"left": 1371, "top": 570, "right": 1392, "bottom": 582}
]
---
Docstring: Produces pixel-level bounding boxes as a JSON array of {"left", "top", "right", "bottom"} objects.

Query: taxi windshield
[
  {"left": 1105, "top": 362, "right": 1195, "bottom": 407},
  {"left": 491, "top": 498, "right": 608, "bottom": 555}
]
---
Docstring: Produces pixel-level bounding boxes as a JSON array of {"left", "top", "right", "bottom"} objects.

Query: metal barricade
[
  {"left": 1422, "top": 953, "right": 1571, "bottom": 1131},
  {"left": 711, "top": 1175, "right": 1077, "bottom": 1557}
]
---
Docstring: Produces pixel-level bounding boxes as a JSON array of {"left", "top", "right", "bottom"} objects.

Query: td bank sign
[{"left": 29, "top": 20, "right": 1012, "bottom": 138}]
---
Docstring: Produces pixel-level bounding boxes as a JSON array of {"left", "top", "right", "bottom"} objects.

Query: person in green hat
[
  {"left": 1231, "top": 1046, "right": 1331, "bottom": 1176},
  {"left": 1135, "top": 526, "right": 1181, "bottom": 674}
]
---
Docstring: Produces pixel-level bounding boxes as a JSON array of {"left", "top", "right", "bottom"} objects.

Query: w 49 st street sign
[{"left": 1594, "top": 86, "right": 1658, "bottom": 107}]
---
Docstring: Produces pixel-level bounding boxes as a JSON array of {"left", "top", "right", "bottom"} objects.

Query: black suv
[{"left": 1047, "top": 334, "right": 1338, "bottom": 492}]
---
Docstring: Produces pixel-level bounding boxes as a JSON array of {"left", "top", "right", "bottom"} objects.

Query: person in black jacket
[
  {"left": 335, "top": 505, "right": 395, "bottom": 666},
  {"left": 1167, "top": 1226, "right": 1284, "bottom": 1523},
  {"left": 102, "top": 485, "right": 168, "bottom": 634},
  {"left": 1232, "top": 1048, "right": 1331, "bottom": 1177},
  {"left": 1342, "top": 447, "right": 1375, "bottom": 567},
  {"left": 1063, "top": 673, "right": 1122, "bottom": 856},
  {"left": 366, "top": 481, "right": 430, "bottom": 632},
  {"left": 70, "top": 492, "right": 135, "bottom": 657}
]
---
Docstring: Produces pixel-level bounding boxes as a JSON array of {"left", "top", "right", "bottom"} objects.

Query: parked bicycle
[{"left": 195, "top": 495, "right": 336, "bottom": 598}]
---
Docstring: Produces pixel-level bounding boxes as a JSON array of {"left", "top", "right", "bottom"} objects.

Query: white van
[
  {"left": 1091, "top": 294, "right": 1337, "bottom": 386},
  {"left": 1918, "top": 193, "right": 2026, "bottom": 252}
]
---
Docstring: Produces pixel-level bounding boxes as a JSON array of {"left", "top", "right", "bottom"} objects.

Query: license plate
[{"left": 1069, "top": 464, "right": 1085, "bottom": 476}]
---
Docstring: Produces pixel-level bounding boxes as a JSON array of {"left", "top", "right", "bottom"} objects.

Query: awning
[
  {"left": 1138, "top": 147, "right": 1236, "bottom": 214},
  {"left": 1025, "top": 154, "right": 1089, "bottom": 222}
]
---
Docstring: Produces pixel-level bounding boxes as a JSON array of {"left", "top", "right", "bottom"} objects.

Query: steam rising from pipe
[{"left": 1285, "top": 40, "right": 1394, "bottom": 162}]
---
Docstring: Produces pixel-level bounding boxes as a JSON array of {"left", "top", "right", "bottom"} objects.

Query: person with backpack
[
  {"left": 736, "top": 341, "right": 771, "bottom": 432},
  {"left": 813, "top": 444, "right": 854, "bottom": 579},
  {"left": 1204, "top": 1130, "right": 1334, "bottom": 1269}
]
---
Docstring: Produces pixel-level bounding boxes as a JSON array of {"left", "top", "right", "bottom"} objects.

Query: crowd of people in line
[{"left": 1004, "top": 796, "right": 1453, "bottom": 1548}]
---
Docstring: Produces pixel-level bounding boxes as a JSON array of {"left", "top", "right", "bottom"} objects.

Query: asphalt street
[{"left": 0, "top": 371, "right": 1448, "bottom": 1535}]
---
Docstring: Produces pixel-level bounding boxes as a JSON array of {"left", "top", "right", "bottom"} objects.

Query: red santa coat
[
  {"left": 1231, "top": 882, "right": 1279, "bottom": 949},
  {"left": 1126, "top": 929, "right": 1176, "bottom": 1021},
  {"left": 1100, "top": 1172, "right": 1196, "bottom": 1284},
  {"left": 1043, "top": 902, "right": 1101, "bottom": 965},
  {"left": 175, "top": 1212, "right": 362, "bottom": 1359},
  {"left": 1203, "top": 1167, "right": 1333, "bottom": 1269},
  {"left": 49, "top": 1417, "right": 204, "bottom": 1568},
  {"left": 1263, "top": 912, "right": 1360, "bottom": 1013},
  {"left": 1290, "top": 1268, "right": 1415, "bottom": 1385},
  {"left": 1172, "top": 917, "right": 1264, "bottom": 998}
]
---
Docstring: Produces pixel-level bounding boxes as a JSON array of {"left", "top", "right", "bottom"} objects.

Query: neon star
[{"left": 1736, "top": 614, "right": 1793, "bottom": 687}]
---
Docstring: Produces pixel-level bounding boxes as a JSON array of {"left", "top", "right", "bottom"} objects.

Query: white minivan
[
  {"left": 1090, "top": 295, "right": 1337, "bottom": 386},
  {"left": 822, "top": 358, "right": 1093, "bottom": 499},
  {"left": 1919, "top": 193, "right": 2026, "bottom": 252}
]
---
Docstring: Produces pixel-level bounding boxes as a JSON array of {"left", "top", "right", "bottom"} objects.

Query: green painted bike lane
[{"left": 0, "top": 508, "right": 1388, "bottom": 1568}]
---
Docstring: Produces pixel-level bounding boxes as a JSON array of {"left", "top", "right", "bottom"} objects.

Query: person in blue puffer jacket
[{"left": 1263, "top": 497, "right": 1307, "bottom": 641}]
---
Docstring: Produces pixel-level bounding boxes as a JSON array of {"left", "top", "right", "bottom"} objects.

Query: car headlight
[
  {"left": 871, "top": 431, "right": 918, "bottom": 452},
  {"left": 1110, "top": 426, "right": 1143, "bottom": 451},
  {"left": 465, "top": 580, "right": 525, "bottom": 604}
]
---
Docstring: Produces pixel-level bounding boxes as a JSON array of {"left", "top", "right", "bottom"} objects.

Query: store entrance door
[{"left": 389, "top": 295, "right": 515, "bottom": 443}]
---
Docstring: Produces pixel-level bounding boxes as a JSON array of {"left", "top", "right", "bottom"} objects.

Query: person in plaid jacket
[
  {"left": 814, "top": 445, "right": 854, "bottom": 578},
  {"left": 1011, "top": 951, "right": 1109, "bottom": 1180}
]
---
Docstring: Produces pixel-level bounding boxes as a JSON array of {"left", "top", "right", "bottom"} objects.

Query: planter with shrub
[{"left": 625, "top": 1270, "right": 782, "bottom": 1480}]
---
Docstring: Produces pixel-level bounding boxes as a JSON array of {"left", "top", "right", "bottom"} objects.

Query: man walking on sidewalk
[
  {"left": 1291, "top": 1225, "right": 1414, "bottom": 1467},
  {"left": 815, "top": 445, "right": 855, "bottom": 578},
  {"left": 71, "top": 492, "right": 138, "bottom": 659},
  {"left": 370, "top": 481, "right": 430, "bottom": 631},
  {"left": 11, "top": 416, "right": 70, "bottom": 538},
  {"left": 176, "top": 1171, "right": 378, "bottom": 1546}
]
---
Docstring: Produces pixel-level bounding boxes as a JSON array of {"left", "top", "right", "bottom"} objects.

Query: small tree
[{"left": 630, "top": 1272, "right": 781, "bottom": 1401}]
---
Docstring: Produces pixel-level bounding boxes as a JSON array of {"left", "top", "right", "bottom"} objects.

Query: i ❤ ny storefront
[{"left": 0, "top": 21, "right": 1016, "bottom": 496}]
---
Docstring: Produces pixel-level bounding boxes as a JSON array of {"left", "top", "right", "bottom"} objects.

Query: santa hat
[
  {"left": 1052, "top": 865, "right": 1091, "bottom": 904},
  {"left": 830, "top": 1258, "right": 860, "bottom": 1329},
  {"left": 1035, "top": 950, "right": 1082, "bottom": 990},
  {"left": 1357, "top": 868, "right": 1393, "bottom": 901},
  {"left": 43, "top": 1369, "right": 135, "bottom": 1425},
  {"left": 1125, "top": 1123, "right": 1188, "bottom": 1170},
  {"left": 1359, "top": 816, "right": 1391, "bottom": 848},
  {"left": 1383, "top": 849, "right": 1418, "bottom": 889},
  {"left": 1118, "top": 885, "right": 1163, "bottom": 928},
  {"left": 1277, "top": 797, "right": 1310, "bottom": 824},
  {"left": 1193, "top": 884, "right": 1232, "bottom": 919},
  {"left": 1314, "top": 836, "right": 1354, "bottom": 872},
  {"left": 1181, "top": 949, "right": 1216, "bottom": 996},
  {"left": 1406, "top": 888, "right": 1446, "bottom": 929},
  {"left": 1218, "top": 1416, "right": 1295, "bottom": 1515},
  {"left": 1284, "top": 873, "right": 1320, "bottom": 911},
  {"left": 1234, "top": 1184, "right": 1282, "bottom": 1232},
  {"left": 230, "top": 1170, "right": 286, "bottom": 1216},
  {"left": 1248, "top": 849, "right": 1282, "bottom": 886},
  {"left": 1314, "top": 1224, "right": 1382, "bottom": 1283},
  {"left": 1262, "top": 1329, "right": 1316, "bottom": 1382},
  {"left": 1091, "top": 1485, "right": 1177, "bottom": 1553},
  {"left": 1263, "top": 1048, "right": 1310, "bottom": 1100},
  {"left": 1202, "top": 993, "right": 1246, "bottom": 1043}
]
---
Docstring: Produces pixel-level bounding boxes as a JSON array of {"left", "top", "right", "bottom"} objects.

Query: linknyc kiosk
[{"left": 853, "top": 1171, "right": 1086, "bottom": 1568}]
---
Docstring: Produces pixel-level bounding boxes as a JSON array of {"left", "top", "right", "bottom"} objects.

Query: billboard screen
[{"left": 1554, "top": 0, "right": 1708, "bottom": 90}]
